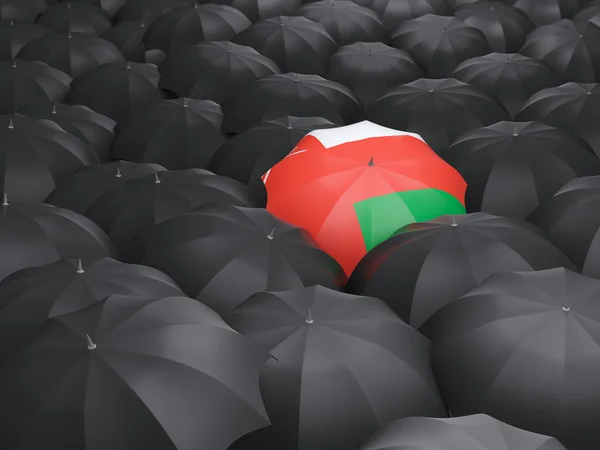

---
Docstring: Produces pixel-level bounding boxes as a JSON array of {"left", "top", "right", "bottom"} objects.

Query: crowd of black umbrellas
[{"left": 2, "top": 0, "right": 600, "bottom": 449}]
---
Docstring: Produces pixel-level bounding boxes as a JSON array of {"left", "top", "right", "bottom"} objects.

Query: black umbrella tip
[
  {"left": 154, "top": 172, "right": 161, "bottom": 183},
  {"left": 11, "top": 60, "right": 15, "bottom": 68},
  {"left": 86, "top": 334, "right": 97, "bottom": 350},
  {"left": 588, "top": 91, "right": 593, "bottom": 95},
  {"left": 562, "top": 306, "right": 571, "bottom": 312},
  {"left": 305, "top": 308, "right": 314, "bottom": 324},
  {"left": 267, "top": 228, "right": 275, "bottom": 239},
  {"left": 1, "top": 192, "right": 8, "bottom": 206},
  {"left": 9, "top": 19, "right": 13, "bottom": 25},
  {"left": 512, "top": 132, "right": 518, "bottom": 136},
  {"left": 76, "top": 259, "right": 84, "bottom": 274},
  {"left": 51, "top": 103, "right": 57, "bottom": 114},
  {"left": 227, "top": 42, "right": 232, "bottom": 51},
  {"left": 368, "top": 156, "right": 374, "bottom": 166},
  {"left": 8, "top": 118, "right": 13, "bottom": 129}
]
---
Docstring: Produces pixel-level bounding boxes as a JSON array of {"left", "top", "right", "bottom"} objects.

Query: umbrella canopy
[
  {"left": 294, "top": 0, "right": 388, "bottom": 46},
  {"left": 17, "top": 31, "right": 125, "bottom": 78},
  {"left": 111, "top": 98, "right": 225, "bottom": 170},
  {"left": 452, "top": 53, "right": 561, "bottom": 118},
  {"left": 420, "top": 267, "right": 600, "bottom": 450},
  {"left": 143, "top": 5, "right": 251, "bottom": 55},
  {"left": 513, "top": 0, "right": 587, "bottom": 25},
  {"left": 0, "top": 293, "right": 270, "bottom": 450},
  {"left": 0, "top": 199, "right": 117, "bottom": 282},
  {"left": 263, "top": 120, "right": 467, "bottom": 276},
  {"left": 0, "top": 257, "right": 183, "bottom": 354},
  {"left": 223, "top": 72, "right": 361, "bottom": 134},
  {"left": 327, "top": 42, "right": 422, "bottom": 106},
  {"left": 0, "top": 0, "right": 46, "bottom": 22},
  {"left": 223, "top": 285, "right": 447, "bottom": 450},
  {"left": 20, "top": 103, "right": 116, "bottom": 163},
  {"left": 36, "top": 2, "right": 112, "bottom": 36},
  {"left": 391, "top": 14, "right": 491, "bottom": 78},
  {"left": 158, "top": 41, "right": 280, "bottom": 105},
  {"left": 520, "top": 19, "right": 600, "bottom": 83},
  {"left": 365, "top": 78, "right": 510, "bottom": 153},
  {"left": 358, "top": 414, "right": 567, "bottom": 450},
  {"left": 528, "top": 176, "right": 600, "bottom": 277},
  {"left": 141, "top": 203, "right": 346, "bottom": 314},
  {"left": 573, "top": 0, "right": 600, "bottom": 27},
  {"left": 346, "top": 213, "right": 576, "bottom": 328},
  {"left": 84, "top": 169, "right": 260, "bottom": 262},
  {"left": 0, "top": 19, "right": 48, "bottom": 59},
  {"left": 454, "top": 1, "right": 534, "bottom": 52},
  {"left": 211, "top": 0, "right": 300, "bottom": 23},
  {"left": 233, "top": 16, "right": 338, "bottom": 76},
  {"left": 442, "top": 121, "right": 600, "bottom": 218},
  {"left": 76, "top": 0, "right": 125, "bottom": 17},
  {"left": 367, "top": 0, "right": 452, "bottom": 34},
  {"left": 100, "top": 18, "right": 149, "bottom": 62},
  {"left": 516, "top": 82, "right": 600, "bottom": 159},
  {"left": 0, "top": 59, "right": 71, "bottom": 113},
  {"left": 46, "top": 160, "right": 166, "bottom": 214},
  {"left": 67, "top": 62, "right": 163, "bottom": 124},
  {"left": 116, "top": 0, "right": 195, "bottom": 23},
  {"left": 0, "top": 113, "right": 98, "bottom": 202}
]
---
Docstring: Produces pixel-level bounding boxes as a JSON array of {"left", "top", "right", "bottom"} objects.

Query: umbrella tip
[
  {"left": 368, "top": 156, "right": 374, "bottom": 166},
  {"left": 51, "top": 103, "right": 57, "bottom": 114},
  {"left": 8, "top": 117, "right": 13, "bottom": 129},
  {"left": 68, "top": 31, "right": 72, "bottom": 39},
  {"left": 126, "top": 62, "right": 131, "bottom": 69},
  {"left": 588, "top": 91, "right": 592, "bottom": 95},
  {"left": 11, "top": 59, "right": 15, "bottom": 68},
  {"left": 67, "top": 1, "right": 71, "bottom": 8},
  {"left": 116, "top": 164, "right": 122, "bottom": 177},
  {"left": 76, "top": 259, "right": 84, "bottom": 273},
  {"left": 154, "top": 172, "right": 161, "bottom": 183},
  {"left": 9, "top": 19, "right": 13, "bottom": 25},
  {"left": 267, "top": 228, "right": 275, "bottom": 239},
  {"left": 228, "top": 42, "right": 232, "bottom": 51},
  {"left": 293, "top": 73, "right": 298, "bottom": 81},
  {"left": 183, "top": 97, "right": 188, "bottom": 107},
  {"left": 450, "top": 216, "right": 458, "bottom": 227},
  {"left": 562, "top": 306, "right": 571, "bottom": 312},
  {"left": 1, "top": 192, "right": 8, "bottom": 206},
  {"left": 305, "top": 309, "right": 314, "bottom": 324},
  {"left": 86, "top": 334, "right": 97, "bottom": 350}
]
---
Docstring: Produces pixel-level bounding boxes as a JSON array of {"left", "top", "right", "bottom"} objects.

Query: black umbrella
[
  {"left": 420, "top": 267, "right": 600, "bottom": 450},
  {"left": 223, "top": 72, "right": 360, "bottom": 134},
  {"left": 36, "top": 2, "right": 112, "bottom": 36},
  {"left": 0, "top": 293, "right": 270, "bottom": 450},
  {"left": 223, "top": 285, "right": 447, "bottom": 450},
  {"left": 17, "top": 31, "right": 125, "bottom": 77},
  {"left": 0, "top": 199, "right": 117, "bottom": 282},
  {"left": 0, "top": 0, "right": 46, "bottom": 22},
  {"left": 447, "top": 0, "right": 489, "bottom": 10},
  {"left": 142, "top": 203, "right": 347, "bottom": 314},
  {"left": 111, "top": 98, "right": 225, "bottom": 170},
  {"left": 452, "top": 53, "right": 561, "bottom": 118},
  {"left": 327, "top": 42, "right": 422, "bottom": 106},
  {"left": 76, "top": 0, "right": 125, "bottom": 17},
  {"left": 20, "top": 103, "right": 116, "bottom": 162},
  {"left": 454, "top": 1, "right": 534, "bottom": 53},
  {"left": 513, "top": 0, "right": 587, "bottom": 25},
  {"left": 346, "top": 213, "right": 576, "bottom": 329},
  {"left": 116, "top": 0, "right": 194, "bottom": 23},
  {"left": 0, "top": 113, "right": 98, "bottom": 202},
  {"left": 294, "top": 0, "right": 388, "bottom": 46},
  {"left": 528, "top": 177, "right": 600, "bottom": 278},
  {"left": 0, "top": 19, "right": 48, "bottom": 59},
  {"left": 158, "top": 41, "right": 280, "bottom": 105},
  {"left": 573, "top": 0, "right": 600, "bottom": 28},
  {"left": 516, "top": 82, "right": 600, "bottom": 159},
  {"left": 520, "top": 19, "right": 600, "bottom": 83},
  {"left": 101, "top": 18, "right": 149, "bottom": 62},
  {"left": 85, "top": 169, "right": 261, "bottom": 262},
  {"left": 67, "top": 62, "right": 163, "bottom": 124},
  {"left": 46, "top": 160, "right": 166, "bottom": 214},
  {"left": 366, "top": 0, "right": 452, "bottom": 34},
  {"left": 233, "top": 16, "right": 337, "bottom": 76},
  {"left": 391, "top": 14, "right": 491, "bottom": 78},
  {"left": 0, "top": 257, "right": 183, "bottom": 354},
  {"left": 358, "top": 414, "right": 567, "bottom": 450},
  {"left": 211, "top": 0, "right": 301, "bottom": 23},
  {"left": 442, "top": 121, "right": 600, "bottom": 218},
  {"left": 0, "top": 59, "right": 71, "bottom": 113},
  {"left": 365, "top": 78, "right": 509, "bottom": 153}
]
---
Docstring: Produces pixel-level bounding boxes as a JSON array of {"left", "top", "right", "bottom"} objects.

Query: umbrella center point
[
  {"left": 450, "top": 223, "right": 458, "bottom": 227},
  {"left": 562, "top": 306, "right": 571, "bottom": 312},
  {"left": 428, "top": 89, "right": 434, "bottom": 93},
  {"left": 305, "top": 318, "right": 314, "bottom": 324},
  {"left": 512, "top": 133, "right": 518, "bottom": 136},
  {"left": 588, "top": 91, "right": 592, "bottom": 95},
  {"left": 368, "top": 156, "right": 374, "bottom": 166}
]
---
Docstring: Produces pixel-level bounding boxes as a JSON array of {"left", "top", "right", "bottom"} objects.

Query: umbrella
[
  {"left": 116, "top": 0, "right": 195, "bottom": 23},
  {"left": 67, "top": 62, "right": 163, "bottom": 124},
  {"left": 0, "top": 199, "right": 117, "bottom": 282},
  {"left": 0, "top": 19, "right": 48, "bottom": 59},
  {"left": 367, "top": 0, "right": 452, "bottom": 34},
  {"left": 0, "top": 59, "right": 71, "bottom": 113},
  {"left": 158, "top": 41, "right": 280, "bottom": 105},
  {"left": 0, "top": 113, "right": 98, "bottom": 202},
  {"left": 211, "top": 0, "right": 301, "bottom": 23},
  {"left": 223, "top": 72, "right": 361, "bottom": 134},
  {"left": 452, "top": 53, "right": 561, "bottom": 118},
  {"left": 454, "top": 1, "right": 534, "bottom": 53},
  {"left": 223, "top": 285, "right": 447, "bottom": 450},
  {"left": 513, "top": 0, "right": 587, "bottom": 25},
  {"left": 16, "top": 31, "right": 125, "bottom": 77},
  {"left": 293, "top": 0, "right": 388, "bottom": 46},
  {"left": 345, "top": 213, "right": 576, "bottom": 328},
  {"left": 520, "top": 19, "right": 600, "bottom": 83},
  {"left": 516, "top": 82, "right": 600, "bottom": 158},
  {"left": 141, "top": 203, "right": 346, "bottom": 314},
  {"left": 0, "top": 257, "right": 183, "bottom": 354},
  {"left": 36, "top": 2, "right": 112, "bottom": 36},
  {"left": 365, "top": 78, "right": 510, "bottom": 153},
  {"left": 0, "top": 293, "right": 270, "bottom": 450},
  {"left": 20, "top": 103, "right": 116, "bottom": 162},
  {"left": 358, "top": 414, "right": 567, "bottom": 450},
  {"left": 0, "top": 0, "right": 46, "bottom": 22},
  {"left": 263, "top": 120, "right": 467, "bottom": 276},
  {"left": 233, "top": 16, "right": 338, "bottom": 76},
  {"left": 327, "top": 42, "right": 422, "bottom": 106},
  {"left": 46, "top": 160, "right": 166, "bottom": 214},
  {"left": 111, "top": 98, "right": 225, "bottom": 170},
  {"left": 420, "top": 267, "right": 600, "bottom": 450},
  {"left": 101, "top": 18, "right": 149, "bottom": 62},
  {"left": 76, "top": 0, "right": 125, "bottom": 17},
  {"left": 391, "top": 14, "right": 491, "bottom": 78},
  {"left": 143, "top": 4, "right": 251, "bottom": 55},
  {"left": 573, "top": 0, "right": 600, "bottom": 27},
  {"left": 85, "top": 169, "right": 261, "bottom": 262},
  {"left": 442, "top": 121, "right": 600, "bottom": 218},
  {"left": 447, "top": 0, "right": 489, "bottom": 9},
  {"left": 528, "top": 176, "right": 600, "bottom": 277}
]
